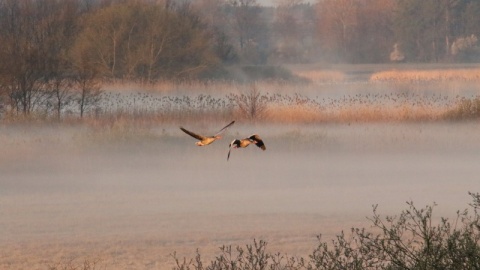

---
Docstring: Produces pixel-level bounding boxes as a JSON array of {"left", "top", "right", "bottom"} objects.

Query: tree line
[{"left": 0, "top": 0, "right": 479, "bottom": 117}]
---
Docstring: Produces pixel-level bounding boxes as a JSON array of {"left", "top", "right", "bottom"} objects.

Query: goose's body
[
  {"left": 227, "top": 134, "right": 266, "bottom": 160},
  {"left": 180, "top": 120, "right": 235, "bottom": 146}
]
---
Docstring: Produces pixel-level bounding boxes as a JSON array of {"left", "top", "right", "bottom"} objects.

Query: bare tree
[
  {"left": 73, "top": 1, "right": 218, "bottom": 82},
  {"left": 272, "top": 0, "right": 318, "bottom": 63},
  {"left": 48, "top": 78, "right": 75, "bottom": 120},
  {"left": 0, "top": 0, "right": 45, "bottom": 115},
  {"left": 70, "top": 37, "right": 102, "bottom": 118},
  {"left": 228, "top": 0, "right": 270, "bottom": 64},
  {"left": 0, "top": 0, "right": 81, "bottom": 117},
  {"left": 192, "top": 0, "right": 238, "bottom": 64},
  {"left": 229, "top": 0, "right": 258, "bottom": 50},
  {"left": 75, "top": 4, "right": 133, "bottom": 80},
  {"left": 316, "top": 0, "right": 359, "bottom": 62},
  {"left": 41, "top": 0, "right": 81, "bottom": 119},
  {"left": 76, "top": 75, "right": 101, "bottom": 119},
  {"left": 228, "top": 84, "right": 267, "bottom": 120},
  {"left": 140, "top": 5, "right": 177, "bottom": 83},
  {"left": 74, "top": 60, "right": 101, "bottom": 118}
]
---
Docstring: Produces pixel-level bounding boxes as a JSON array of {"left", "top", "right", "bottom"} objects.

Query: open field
[
  {"left": 1, "top": 121, "right": 479, "bottom": 269},
  {"left": 1, "top": 64, "right": 480, "bottom": 269}
]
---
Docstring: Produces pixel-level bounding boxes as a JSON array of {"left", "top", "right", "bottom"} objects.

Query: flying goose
[
  {"left": 180, "top": 120, "right": 235, "bottom": 146},
  {"left": 227, "top": 134, "right": 266, "bottom": 160}
]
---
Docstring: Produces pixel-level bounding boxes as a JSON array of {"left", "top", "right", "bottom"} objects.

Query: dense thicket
[{"left": 0, "top": 0, "right": 479, "bottom": 117}]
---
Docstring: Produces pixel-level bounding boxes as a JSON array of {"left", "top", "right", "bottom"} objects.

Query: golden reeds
[
  {"left": 90, "top": 89, "right": 463, "bottom": 124},
  {"left": 3, "top": 68, "right": 480, "bottom": 125},
  {"left": 370, "top": 69, "right": 480, "bottom": 82}
]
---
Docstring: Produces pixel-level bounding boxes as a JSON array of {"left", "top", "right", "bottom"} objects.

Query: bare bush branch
[{"left": 227, "top": 84, "right": 268, "bottom": 120}]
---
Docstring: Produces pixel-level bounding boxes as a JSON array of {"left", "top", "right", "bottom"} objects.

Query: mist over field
[
  {"left": 1, "top": 0, "right": 480, "bottom": 268},
  {"left": 1, "top": 120, "right": 479, "bottom": 269}
]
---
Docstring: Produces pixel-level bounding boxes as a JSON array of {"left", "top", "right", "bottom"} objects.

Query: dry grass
[
  {"left": 3, "top": 66, "right": 480, "bottom": 125},
  {"left": 370, "top": 68, "right": 480, "bottom": 82},
  {"left": 329, "top": 104, "right": 445, "bottom": 122},
  {"left": 266, "top": 105, "right": 321, "bottom": 123},
  {"left": 2, "top": 89, "right": 470, "bottom": 126},
  {"left": 444, "top": 97, "right": 480, "bottom": 120},
  {"left": 91, "top": 66, "right": 480, "bottom": 125},
  {"left": 265, "top": 103, "right": 448, "bottom": 123}
]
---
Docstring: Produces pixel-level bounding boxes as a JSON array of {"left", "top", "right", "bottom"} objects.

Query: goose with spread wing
[
  {"left": 180, "top": 120, "right": 235, "bottom": 146},
  {"left": 227, "top": 134, "right": 266, "bottom": 160}
]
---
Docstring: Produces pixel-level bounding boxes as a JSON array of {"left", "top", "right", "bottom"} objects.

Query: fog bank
[{"left": 1, "top": 122, "right": 479, "bottom": 269}]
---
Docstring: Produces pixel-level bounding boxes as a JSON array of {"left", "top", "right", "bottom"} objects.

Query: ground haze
[{"left": 1, "top": 122, "right": 479, "bottom": 269}]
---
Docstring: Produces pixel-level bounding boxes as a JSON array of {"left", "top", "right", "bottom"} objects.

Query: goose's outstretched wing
[
  {"left": 214, "top": 120, "right": 235, "bottom": 136},
  {"left": 227, "top": 139, "right": 238, "bottom": 161},
  {"left": 180, "top": 127, "right": 206, "bottom": 140},
  {"left": 249, "top": 134, "right": 266, "bottom": 150}
]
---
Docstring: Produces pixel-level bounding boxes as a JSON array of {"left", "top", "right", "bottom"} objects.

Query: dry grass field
[
  {"left": 370, "top": 68, "right": 480, "bottom": 82},
  {"left": 85, "top": 63, "right": 480, "bottom": 125},
  {"left": 1, "top": 64, "right": 480, "bottom": 269}
]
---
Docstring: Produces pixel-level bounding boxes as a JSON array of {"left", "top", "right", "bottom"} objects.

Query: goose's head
[{"left": 229, "top": 139, "right": 241, "bottom": 148}]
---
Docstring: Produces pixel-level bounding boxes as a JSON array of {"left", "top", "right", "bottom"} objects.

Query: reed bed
[
  {"left": 370, "top": 68, "right": 480, "bottom": 82},
  {"left": 3, "top": 72, "right": 480, "bottom": 125},
  {"left": 92, "top": 90, "right": 472, "bottom": 124},
  {"left": 265, "top": 93, "right": 455, "bottom": 123}
]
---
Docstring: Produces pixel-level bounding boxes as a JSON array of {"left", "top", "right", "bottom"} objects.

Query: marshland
[
  {"left": 1, "top": 0, "right": 480, "bottom": 269},
  {"left": 2, "top": 65, "right": 480, "bottom": 269}
]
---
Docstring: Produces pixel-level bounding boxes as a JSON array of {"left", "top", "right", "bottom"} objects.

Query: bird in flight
[
  {"left": 227, "top": 134, "right": 266, "bottom": 160},
  {"left": 180, "top": 120, "right": 235, "bottom": 146}
]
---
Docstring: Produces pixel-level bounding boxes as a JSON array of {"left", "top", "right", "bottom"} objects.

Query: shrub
[
  {"left": 227, "top": 84, "right": 268, "bottom": 120},
  {"left": 172, "top": 192, "right": 480, "bottom": 270},
  {"left": 443, "top": 97, "right": 480, "bottom": 120}
]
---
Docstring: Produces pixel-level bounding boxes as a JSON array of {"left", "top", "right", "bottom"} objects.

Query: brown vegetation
[
  {"left": 84, "top": 71, "right": 480, "bottom": 124},
  {"left": 3, "top": 73, "right": 480, "bottom": 125},
  {"left": 170, "top": 193, "right": 480, "bottom": 270},
  {"left": 370, "top": 69, "right": 480, "bottom": 82},
  {"left": 1, "top": 0, "right": 480, "bottom": 119},
  {"left": 45, "top": 193, "right": 480, "bottom": 270}
]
